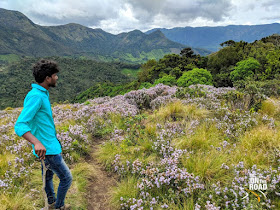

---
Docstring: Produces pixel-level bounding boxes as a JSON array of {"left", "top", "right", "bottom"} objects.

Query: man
[{"left": 14, "top": 59, "right": 72, "bottom": 210}]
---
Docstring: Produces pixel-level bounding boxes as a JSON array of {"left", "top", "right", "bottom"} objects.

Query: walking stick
[{"left": 41, "top": 160, "right": 49, "bottom": 210}]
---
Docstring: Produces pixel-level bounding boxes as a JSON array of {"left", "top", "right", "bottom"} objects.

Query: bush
[
  {"left": 177, "top": 68, "right": 213, "bottom": 87},
  {"left": 230, "top": 58, "right": 260, "bottom": 82},
  {"left": 232, "top": 80, "right": 280, "bottom": 111},
  {"left": 154, "top": 75, "right": 176, "bottom": 86},
  {"left": 139, "top": 82, "right": 153, "bottom": 89}
]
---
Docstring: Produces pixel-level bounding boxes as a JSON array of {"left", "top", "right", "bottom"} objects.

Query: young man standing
[{"left": 14, "top": 59, "right": 72, "bottom": 210}]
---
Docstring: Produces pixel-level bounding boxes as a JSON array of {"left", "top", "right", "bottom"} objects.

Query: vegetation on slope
[
  {"left": 0, "top": 57, "right": 139, "bottom": 109},
  {"left": 2, "top": 84, "right": 280, "bottom": 209},
  {"left": 76, "top": 34, "right": 280, "bottom": 104}
]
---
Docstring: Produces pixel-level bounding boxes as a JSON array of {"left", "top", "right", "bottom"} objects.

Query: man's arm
[
  {"left": 22, "top": 132, "right": 46, "bottom": 160},
  {"left": 14, "top": 95, "right": 46, "bottom": 159}
]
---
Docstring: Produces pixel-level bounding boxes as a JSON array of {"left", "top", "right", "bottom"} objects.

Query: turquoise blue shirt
[{"left": 14, "top": 84, "right": 62, "bottom": 156}]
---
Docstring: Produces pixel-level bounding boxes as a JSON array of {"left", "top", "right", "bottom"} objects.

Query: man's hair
[{"left": 32, "top": 59, "right": 59, "bottom": 83}]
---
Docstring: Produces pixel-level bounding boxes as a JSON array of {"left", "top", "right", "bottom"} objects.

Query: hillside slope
[{"left": 0, "top": 57, "right": 132, "bottom": 109}]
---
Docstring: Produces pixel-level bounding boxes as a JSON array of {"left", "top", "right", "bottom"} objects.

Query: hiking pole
[{"left": 41, "top": 159, "right": 49, "bottom": 210}]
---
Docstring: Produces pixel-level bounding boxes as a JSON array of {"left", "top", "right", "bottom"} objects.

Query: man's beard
[{"left": 49, "top": 82, "right": 56, "bottom": 88}]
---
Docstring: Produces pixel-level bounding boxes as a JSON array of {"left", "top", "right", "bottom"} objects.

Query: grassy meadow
[{"left": 1, "top": 84, "right": 280, "bottom": 209}]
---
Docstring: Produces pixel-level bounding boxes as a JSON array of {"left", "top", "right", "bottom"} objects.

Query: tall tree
[{"left": 180, "top": 47, "right": 195, "bottom": 58}]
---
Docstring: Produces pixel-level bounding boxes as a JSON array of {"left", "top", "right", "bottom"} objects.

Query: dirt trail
[{"left": 86, "top": 138, "right": 118, "bottom": 210}]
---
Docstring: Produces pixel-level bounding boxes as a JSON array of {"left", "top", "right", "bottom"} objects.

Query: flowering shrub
[
  {"left": 176, "top": 84, "right": 235, "bottom": 110},
  {"left": 57, "top": 124, "right": 90, "bottom": 163},
  {"left": 194, "top": 162, "right": 280, "bottom": 209},
  {"left": 150, "top": 95, "right": 178, "bottom": 110},
  {"left": 1, "top": 84, "right": 280, "bottom": 209},
  {"left": 124, "top": 84, "right": 177, "bottom": 109}
]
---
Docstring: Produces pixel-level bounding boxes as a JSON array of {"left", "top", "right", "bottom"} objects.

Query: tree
[
  {"left": 160, "top": 54, "right": 181, "bottom": 68},
  {"left": 230, "top": 58, "right": 260, "bottom": 82},
  {"left": 220, "top": 40, "right": 235, "bottom": 47},
  {"left": 177, "top": 68, "right": 213, "bottom": 87},
  {"left": 180, "top": 47, "right": 195, "bottom": 58},
  {"left": 170, "top": 67, "right": 183, "bottom": 79},
  {"left": 137, "top": 59, "right": 157, "bottom": 82},
  {"left": 265, "top": 49, "right": 280, "bottom": 79}
]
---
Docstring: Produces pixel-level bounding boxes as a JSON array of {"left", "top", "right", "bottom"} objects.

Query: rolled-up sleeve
[{"left": 14, "top": 95, "right": 42, "bottom": 137}]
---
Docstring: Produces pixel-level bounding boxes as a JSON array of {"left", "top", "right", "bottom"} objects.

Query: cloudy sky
[{"left": 1, "top": 0, "right": 280, "bottom": 34}]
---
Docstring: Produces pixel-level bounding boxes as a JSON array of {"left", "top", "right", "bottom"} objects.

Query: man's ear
[{"left": 44, "top": 76, "right": 50, "bottom": 83}]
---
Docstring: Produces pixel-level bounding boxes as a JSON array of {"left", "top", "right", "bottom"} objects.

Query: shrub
[
  {"left": 233, "top": 80, "right": 268, "bottom": 111},
  {"left": 154, "top": 75, "right": 176, "bottom": 86},
  {"left": 139, "top": 82, "right": 153, "bottom": 89},
  {"left": 124, "top": 84, "right": 177, "bottom": 109},
  {"left": 177, "top": 68, "right": 213, "bottom": 87},
  {"left": 230, "top": 58, "right": 260, "bottom": 82}
]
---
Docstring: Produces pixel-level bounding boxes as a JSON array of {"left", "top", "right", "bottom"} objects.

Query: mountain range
[
  {"left": 0, "top": 8, "right": 189, "bottom": 63},
  {"left": 1, "top": 8, "right": 280, "bottom": 63},
  {"left": 146, "top": 23, "right": 280, "bottom": 51}
]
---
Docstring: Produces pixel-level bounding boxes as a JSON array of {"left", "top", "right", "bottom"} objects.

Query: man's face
[{"left": 47, "top": 73, "right": 58, "bottom": 87}]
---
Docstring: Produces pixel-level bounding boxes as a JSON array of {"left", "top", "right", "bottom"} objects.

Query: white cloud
[
  {"left": 91, "top": 3, "right": 140, "bottom": 34},
  {"left": 1, "top": 0, "right": 280, "bottom": 34},
  {"left": 227, "top": 0, "right": 280, "bottom": 26},
  {"left": 2, "top": 0, "right": 121, "bottom": 26}
]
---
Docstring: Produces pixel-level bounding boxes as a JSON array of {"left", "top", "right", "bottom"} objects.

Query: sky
[{"left": 1, "top": 0, "right": 280, "bottom": 34}]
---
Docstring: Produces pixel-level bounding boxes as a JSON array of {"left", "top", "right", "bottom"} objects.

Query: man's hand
[
  {"left": 34, "top": 142, "right": 46, "bottom": 160},
  {"left": 22, "top": 132, "right": 46, "bottom": 160}
]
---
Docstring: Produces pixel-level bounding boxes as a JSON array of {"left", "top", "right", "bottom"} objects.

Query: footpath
[{"left": 86, "top": 138, "right": 118, "bottom": 210}]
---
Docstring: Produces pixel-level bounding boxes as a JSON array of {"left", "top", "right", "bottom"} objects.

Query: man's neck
[{"left": 38, "top": 82, "right": 49, "bottom": 90}]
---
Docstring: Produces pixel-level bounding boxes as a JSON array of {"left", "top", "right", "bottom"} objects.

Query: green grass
[
  {"left": 0, "top": 189, "right": 38, "bottom": 210},
  {"left": 2, "top": 93, "right": 280, "bottom": 209},
  {"left": 172, "top": 121, "right": 223, "bottom": 151},
  {"left": 67, "top": 162, "right": 97, "bottom": 209},
  {"left": 152, "top": 101, "right": 210, "bottom": 122},
  {"left": 234, "top": 125, "right": 280, "bottom": 168},
  {"left": 97, "top": 101, "right": 280, "bottom": 208},
  {"left": 110, "top": 49, "right": 168, "bottom": 63},
  {"left": 0, "top": 161, "right": 97, "bottom": 210},
  {"left": 181, "top": 150, "right": 233, "bottom": 184},
  {"left": 0, "top": 54, "right": 21, "bottom": 64},
  {"left": 259, "top": 98, "right": 280, "bottom": 120},
  {"left": 96, "top": 142, "right": 119, "bottom": 171},
  {"left": 121, "top": 68, "right": 141, "bottom": 79},
  {"left": 110, "top": 175, "right": 139, "bottom": 208},
  {"left": 0, "top": 153, "right": 15, "bottom": 177}
]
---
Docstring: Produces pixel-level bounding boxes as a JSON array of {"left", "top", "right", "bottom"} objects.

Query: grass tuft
[
  {"left": 153, "top": 101, "right": 209, "bottom": 122},
  {"left": 110, "top": 175, "right": 139, "bottom": 208}
]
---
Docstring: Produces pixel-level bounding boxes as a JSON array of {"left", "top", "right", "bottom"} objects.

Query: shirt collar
[{"left": 31, "top": 84, "right": 49, "bottom": 94}]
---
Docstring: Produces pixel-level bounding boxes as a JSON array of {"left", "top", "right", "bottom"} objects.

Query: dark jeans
[{"left": 41, "top": 153, "right": 72, "bottom": 209}]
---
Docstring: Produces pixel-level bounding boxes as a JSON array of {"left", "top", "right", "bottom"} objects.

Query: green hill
[{"left": 0, "top": 57, "right": 138, "bottom": 109}]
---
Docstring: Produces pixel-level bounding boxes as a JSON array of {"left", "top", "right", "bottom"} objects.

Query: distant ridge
[
  {"left": 146, "top": 23, "right": 280, "bottom": 51},
  {"left": 0, "top": 8, "right": 211, "bottom": 63}
]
